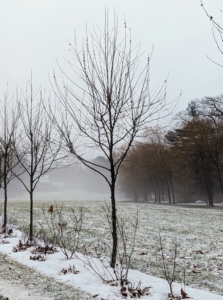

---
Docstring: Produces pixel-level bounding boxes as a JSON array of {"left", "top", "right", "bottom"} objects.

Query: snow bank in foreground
[{"left": 0, "top": 231, "right": 223, "bottom": 300}]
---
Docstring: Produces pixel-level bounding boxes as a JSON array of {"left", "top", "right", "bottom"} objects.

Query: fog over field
[{"left": 0, "top": 162, "right": 111, "bottom": 202}]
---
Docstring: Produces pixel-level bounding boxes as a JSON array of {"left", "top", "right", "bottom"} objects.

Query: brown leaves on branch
[
  {"left": 48, "top": 205, "right": 53, "bottom": 214},
  {"left": 180, "top": 288, "right": 191, "bottom": 299},
  {"left": 60, "top": 265, "right": 79, "bottom": 275}
]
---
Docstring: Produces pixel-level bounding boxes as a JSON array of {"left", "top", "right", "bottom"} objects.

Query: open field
[{"left": 2, "top": 199, "right": 223, "bottom": 296}]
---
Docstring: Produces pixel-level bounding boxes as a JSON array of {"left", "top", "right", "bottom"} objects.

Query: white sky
[{"left": 0, "top": 0, "right": 223, "bottom": 111}]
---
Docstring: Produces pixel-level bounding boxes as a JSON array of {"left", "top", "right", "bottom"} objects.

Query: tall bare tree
[
  {"left": 0, "top": 91, "right": 21, "bottom": 229},
  {"left": 13, "top": 81, "right": 63, "bottom": 240},
  {"left": 52, "top": 14, "right": 175, "bottom": 267}
]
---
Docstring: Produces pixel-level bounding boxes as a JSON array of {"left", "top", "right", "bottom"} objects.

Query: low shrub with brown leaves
[
  {"left": 31, "top": 244, "right": 56, "bottom": 255},
  {"left": 180, "top": 288, "right": 190, "bottom": 299},
  {"left": 168, "top": 288, "right": 191, "bottom": 300},
  {"left": 30, "top": 254, "right": 46, "bottom": 261},
  {"left": 60, "top": 265, "right": 79, "bottom": 275},
  {"left": 0, "top": 226, "right": 13, "bottom": 238},
  {"left": 106, "top": 280, "right": 150, "bottom": 298},
  {"left": 12, "top": 240, "right": 34, "bottom": 252},
  {"left": 168, "top": 294, "right": 182, "bottom": 300},
  {"left": 0, "top": 239, "right": 9, "bottom": 245}
]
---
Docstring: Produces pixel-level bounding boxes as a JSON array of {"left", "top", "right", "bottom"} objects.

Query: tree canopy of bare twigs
[
  {"left": 52, "top": 13, "right": 175, "bottom": 267},
  {"left": 199, "top": 96, "right": 223, "bottom": 128},
  {"left": 200, "top": 1, "right": 223, "bottom": 67}
]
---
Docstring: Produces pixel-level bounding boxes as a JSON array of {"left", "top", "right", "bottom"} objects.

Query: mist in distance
[{"left": 0, "top": 156, "right": 112, "bottom": 202}]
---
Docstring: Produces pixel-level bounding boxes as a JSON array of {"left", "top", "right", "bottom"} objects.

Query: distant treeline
[{"left": 118, "top": 96, "right": 223, "bottom": 207}]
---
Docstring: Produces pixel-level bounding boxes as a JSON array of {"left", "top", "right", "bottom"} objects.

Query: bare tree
[
  {"left": 0, "top": 91, "right": 21, "bottom": 229},
  {"left": 200, "top": 1, "right": 223, "bottom": 66},
  {"left": 199, "top": 96, "right": 223, "bottom": 129},
  {"left": 157, "top": 231, "right": 180, "bottom": 298},
  {"left": 13, "top": 81, "right": 63, "bottom": 240},
  {"left": 52, "top": 13, "right": 176, "bottom": 267}
]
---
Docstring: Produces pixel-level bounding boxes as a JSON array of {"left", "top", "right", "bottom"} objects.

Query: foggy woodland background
[
  {"left": 1, "top": 2, "right": 223, "bottom": 208},
  {"left": 3, "top": 96, "right": 223, "bottom": 207}
]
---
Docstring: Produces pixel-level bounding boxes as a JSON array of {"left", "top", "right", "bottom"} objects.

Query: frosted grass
[{"left": 3, "top": 199, "right": 223, "bottom": 295}]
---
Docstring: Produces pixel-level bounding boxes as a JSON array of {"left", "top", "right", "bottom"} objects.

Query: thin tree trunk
[
  {"left": 206, "top": 181, "right": 214, "bottom": 207},
  {"left": 3, "top": 159, "right": 7, "bottom": 229},
  {"left": 134, "top": 189, "right": 138, "bottom": 202},
  {"left": 207, "top": 189, "right": 214, "bottom": 207},
  {"left": 161, "top": 190, "right": 164, "bottom": 202},
  {"left": 110, "top": 183, "right": 117, "bottom": 268},
  {"left": 154, "top": 189, "right": 157, "bottom": 202},
  {"left": 166, "top": 180, "right": 171, "bottom": 203},
  {"left": 204, "top": 169, "right": 214, "bottom": 207},
  {"left": 169, "top": 175, "right": 175, "bottom": 204},
  {"left": 30, "top": 174, "right": 34, "bottom": 240},
  {"left": 209, "top": 150, "right": 223, "bottom": 199},
  {"left": 30, "top": 127, "right": 34, "bottom": 241},
  {"left": 157, "top": 185, "right": 161, "bottom": 203},
  {"left": 215, "top": 162, "right": 223, "bottom": 199},
  {"left": 3, "top": 177, "right": 7, "bottom": 229},
  {"left": 30, "top": 190, "right": 33, "bottom": 240}
]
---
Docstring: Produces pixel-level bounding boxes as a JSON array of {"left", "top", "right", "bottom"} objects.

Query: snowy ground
[
  {"left": 0, "top": 231, "right": 223, "bottom": 300},
  {"left": 0, "top": 200, "right": 223, "bottom": 299},
  {"left": 0, "top": 251, "right": 91, "bottom": 300}
]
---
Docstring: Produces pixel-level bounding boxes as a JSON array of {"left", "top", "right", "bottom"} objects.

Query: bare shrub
[
  {"left": 157, "top": 231, "right": 181, "bottom": 298},
  {"left": 0, "top": 223, "right": 13, "bottom": 237},
  {"left": 40, "top": 203, "right": 85, "bottom": 259},
  {"left": 0, "top": 213, "right": 16, "bottom": 238},
  {"left": 12, "top": 239, "right": 34, "bottom": 252},
  {"left": 32, "top": 222, "right": 57, "bottom": 249},
  {"left": 78, "top": 203, "right": 148, "bottom": 298},
  {"left": 19, "top": 225, "right": 35, "bottom": 244}
]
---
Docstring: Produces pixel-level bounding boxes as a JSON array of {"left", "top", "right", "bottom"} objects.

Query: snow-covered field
[{"left": 1, "top": 200, "right": 223, "bottom": 299}]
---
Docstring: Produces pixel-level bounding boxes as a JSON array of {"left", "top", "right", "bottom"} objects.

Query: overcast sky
[{"left": 0, "top": 0, "right": 223, "bottom": 112}]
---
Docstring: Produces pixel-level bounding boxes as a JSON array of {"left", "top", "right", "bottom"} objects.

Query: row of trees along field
[
  {"left": 118, "top": 97, "right": 223, "bottom": 207},
  {"left": 0, "top": 85, "right": 64, "bottom": 237},
  {"left": 0, "top": 7, "right": 222, "bottom": 270},
  {"left": 0, "top": 14, "right": 172, "bottom": 268}
]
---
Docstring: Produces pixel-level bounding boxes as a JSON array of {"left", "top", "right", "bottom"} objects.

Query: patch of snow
[{"left": 0, "top": 231, "right": 223, "bottom": 300}]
